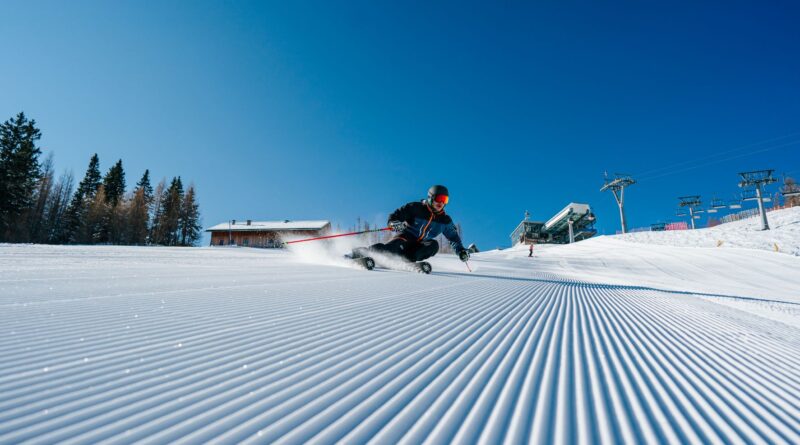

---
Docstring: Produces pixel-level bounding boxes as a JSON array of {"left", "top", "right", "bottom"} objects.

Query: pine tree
[
  {"left": 178, "top": 184, "right": 201, "bottom": 246},
  {"left": 102, "top": 159, "right": 126, "bottom": 207},
  {"left": 65, "top": 154, "right": 102, "bottom": 243},
  {"left": 127, "top": 171, "right": 154, "bottom": 245},
  {"left": 157, "top": 177, "right": 184, "bottom": 245},
  {"left": 0, "top": 112, "right": 43, "bottom": 241},
  {"left": 136, "top": 169, "right": 153, "bottom": 204},
  {"left": 99, "top": 160, "right": 126, "bottom": 243}
]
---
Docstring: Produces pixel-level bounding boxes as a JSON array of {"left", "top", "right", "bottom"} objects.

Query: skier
[{"left": 356, "top": 185, "right": 470, "bottom": 264}]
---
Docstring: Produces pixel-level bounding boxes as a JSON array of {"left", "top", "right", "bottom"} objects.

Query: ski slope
[
  {"left": 1, "top": 211, "right": 799, "bottom": 443},
  {"left": 616, "top": 206, "right": 800, "bottom": 256}
]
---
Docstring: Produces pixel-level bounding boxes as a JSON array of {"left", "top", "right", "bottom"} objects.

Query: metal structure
[
  {"left": 600, "top": 173, "right": 635, "bottom": 234},
  {"left": 707, "top": 197, "right": 724, "bottom": 213},
  {"left": 678, "top": 196, "right": 703, "bottom": 229},
  {"left": 510, "top": 204, "right": 596, "bottom": 246},
  {"left": 738, "top": 170, "right": 776, "bottom": 230},
  {"left": 544, "top": 203, "right": 596, "bottom": 243}
]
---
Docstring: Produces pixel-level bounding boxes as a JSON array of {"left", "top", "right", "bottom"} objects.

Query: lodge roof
[{"left": 205, "top": 220, "right": 330, "bottom": 232}]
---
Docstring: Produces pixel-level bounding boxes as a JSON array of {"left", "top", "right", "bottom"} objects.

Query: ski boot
[
  {"left": 346, "top": 247, "right": 375, "bottom": 270},
  {"left": 413, "top": 261, "right": 432, "bottom": 274}
]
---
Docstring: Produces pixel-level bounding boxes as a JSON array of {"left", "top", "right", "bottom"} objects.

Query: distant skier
[
  {"left": 529, "top": 244, "right": 533, "bottom": 257},
  {"left": 357, "top": 185, "right": 470, "bottom": 263}
]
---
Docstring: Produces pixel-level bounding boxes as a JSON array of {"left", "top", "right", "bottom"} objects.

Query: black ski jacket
[{"left": 389, "top": 200, "right": 466, "bottom": 252}]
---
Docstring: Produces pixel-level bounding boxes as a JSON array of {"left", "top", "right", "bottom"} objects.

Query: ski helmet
[{"left": 427, "top": 185, "right": 449, "bottom": 205}]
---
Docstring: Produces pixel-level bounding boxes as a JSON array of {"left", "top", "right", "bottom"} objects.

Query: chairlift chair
[
  {"left": 741, "top": 189, "right": 759, "bottom": 201},
  {"left": 711, "top": 198, "right": 726, "bottom": 209}
]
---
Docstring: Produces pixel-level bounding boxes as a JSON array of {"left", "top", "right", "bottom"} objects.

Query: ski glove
[
  {"left": 458, "top": 249, "right": 470, "bottom": 262},
  {"left": 388, "top": 220, "right": 408, "bottom": 233}
]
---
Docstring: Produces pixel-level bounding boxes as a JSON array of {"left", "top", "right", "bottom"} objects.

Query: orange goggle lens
[{"left": 433, "top": 194, "right": 449, "bottom": 204}]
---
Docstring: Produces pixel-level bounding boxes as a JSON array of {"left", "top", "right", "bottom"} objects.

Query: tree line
[{"left": 0, "top": 112, "right": 201, "bottom": 246}]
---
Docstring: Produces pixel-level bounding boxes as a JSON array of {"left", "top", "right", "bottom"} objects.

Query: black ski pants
[{"left": 370, "top": 237, "right": 439, "bottom": 262}]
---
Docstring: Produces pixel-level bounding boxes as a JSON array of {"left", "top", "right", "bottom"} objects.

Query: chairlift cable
[
  {"left": 633, "top": 132, "right": 800, "bottom": 179},
  {"left": 637, "top": 139, "right": 800, "bottom": 182}
]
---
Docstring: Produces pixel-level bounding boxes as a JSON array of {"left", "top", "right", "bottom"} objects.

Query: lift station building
[{"left": 510, "top": 203, "right": 596, "bottom": 246}]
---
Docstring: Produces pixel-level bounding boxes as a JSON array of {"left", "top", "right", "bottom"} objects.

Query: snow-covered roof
[
  {"left": 544, "top": 202, "right": 591, "bottom": 230},
  {"left": 205, "top": 220, "right": 330, "bottom": 232}
]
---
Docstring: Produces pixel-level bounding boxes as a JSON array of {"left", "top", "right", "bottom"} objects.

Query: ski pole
[
  {"left": 464, "top": 261, "right": 472, "bottom": 272},
  {"left": 284, "top": 227, "right": 391, "bottom": 245}
]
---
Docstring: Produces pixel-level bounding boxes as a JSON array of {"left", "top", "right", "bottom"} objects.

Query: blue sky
[{"left": 2, "top": 1, "right": 799, "bottom": 249}]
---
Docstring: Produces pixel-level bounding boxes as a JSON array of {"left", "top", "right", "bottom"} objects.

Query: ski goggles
[{"left": 432, "top": 194, "right": 449, "bottom": 204}]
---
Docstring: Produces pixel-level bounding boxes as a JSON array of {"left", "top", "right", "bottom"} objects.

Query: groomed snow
[{"left": 1, "top": 211, "right": 799, "bottom": 443}]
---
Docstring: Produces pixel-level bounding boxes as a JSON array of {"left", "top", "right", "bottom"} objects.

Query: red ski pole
[{"left": 284, "top": 227, "right": 391, "bottom": 245}]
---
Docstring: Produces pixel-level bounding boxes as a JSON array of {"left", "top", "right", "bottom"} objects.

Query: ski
[{"left": 346, "top": 248, "right": 431, "bottom": 274}]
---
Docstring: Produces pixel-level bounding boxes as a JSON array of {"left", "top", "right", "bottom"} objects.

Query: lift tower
[
  {"left": 738, "top": 170, "right": 776, "bottom": 230},
  {"left": 601, "top": 174, "right": 635, "bottom": 234},
  {"left": 678, "top": 196, "right": 702, "bottom": 230}
]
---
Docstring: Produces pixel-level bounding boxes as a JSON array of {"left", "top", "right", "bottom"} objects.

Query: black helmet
[{"left": 427, "top": 185, "right": 449, "bottom": 205}]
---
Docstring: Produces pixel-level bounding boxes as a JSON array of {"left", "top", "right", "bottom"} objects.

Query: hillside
[{"left": 615, "top": 206, "right": 800, "bottom": 255}]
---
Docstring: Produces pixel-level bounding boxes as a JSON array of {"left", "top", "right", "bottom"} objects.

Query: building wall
[{"left": 209, "top": 229, "right": 325, "bottom": 248}]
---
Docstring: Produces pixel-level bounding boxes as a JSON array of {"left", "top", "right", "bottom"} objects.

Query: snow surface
[
  {"left": 616, "top": 206, "right": 800, "bottom": 256},
  {"left": 1, "top": 211, "right": 799, "bottom": 443}
]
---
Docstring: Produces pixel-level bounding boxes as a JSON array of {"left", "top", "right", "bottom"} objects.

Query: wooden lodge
[{"left": 205, "top": 220, "right": 331, "bottom": 248}]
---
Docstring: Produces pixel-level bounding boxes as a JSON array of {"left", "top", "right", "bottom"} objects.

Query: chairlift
[
  {"left": 693, "top": 215, "right": 702, "bottom": 219},
  {"left": 741, "top": 189, "right": 759, "bottom": 201},
  {"left": 710, "top": 198, "right": 726, "bottom": 209},
  {"left": 676, "top": 210, "right": 687, "bottom": 217},
  {"left": 707, "top": 208, "right": 718, "bottom": 213},
  {"left": 783, "top": 190, "right": 800, "bottom": 197},
  {"left": 728, "top": 200, "right": 742, "bottom": 209}
]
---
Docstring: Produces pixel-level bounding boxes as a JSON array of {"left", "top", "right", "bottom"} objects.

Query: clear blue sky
[{"left": 3, "top": 1, "right": 799, "bottom": 249}]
